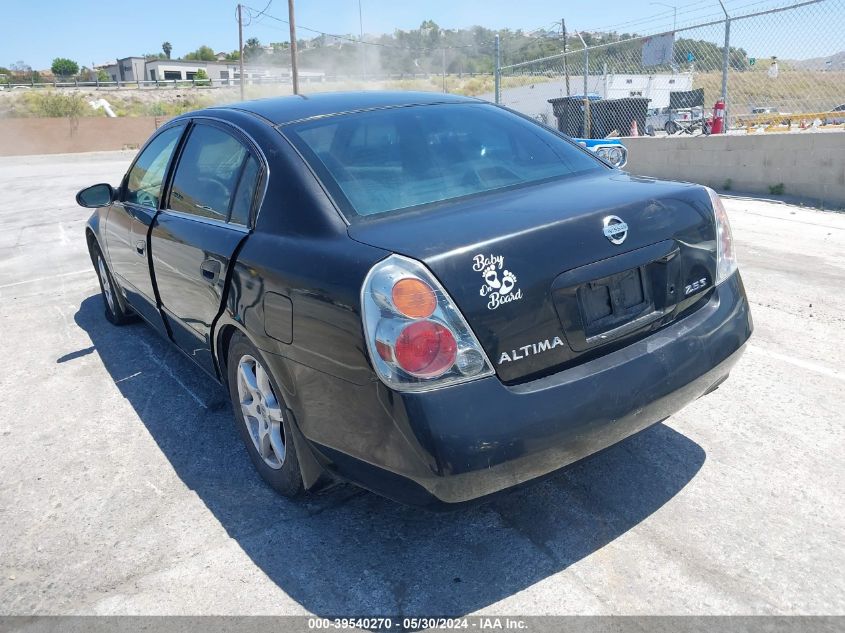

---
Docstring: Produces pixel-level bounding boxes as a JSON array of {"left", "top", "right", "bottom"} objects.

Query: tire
[
  {"left": 227, "top": 333, "right": 303, "bottom": 498},
  {"left": 665, "top": 121, "right": 678, "bottom": 135},
  {"left": 91, "top": 243, "right": 133, "bottom": 325}
]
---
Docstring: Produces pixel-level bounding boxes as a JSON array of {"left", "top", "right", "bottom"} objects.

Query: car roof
[{"left": 204, "top": 91, "right": 479, "bottom": 126}]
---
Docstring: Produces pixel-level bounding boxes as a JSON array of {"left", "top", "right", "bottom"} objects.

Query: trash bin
[
  {"left": 603, "top": 97, "right": 650, "bottom": 137},
  {"left": 548, "top": 96, "right": 650, "bottom": 138},
  {"left": 547, "top": 96, "right": 586, "bottom": 137}
]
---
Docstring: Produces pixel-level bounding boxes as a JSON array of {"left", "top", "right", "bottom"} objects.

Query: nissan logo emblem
[{"left": 602, "top": 215, "right": 629, "bottom": 245}]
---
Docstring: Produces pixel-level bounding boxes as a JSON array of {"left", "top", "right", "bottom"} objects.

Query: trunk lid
[{"left": 349, "top": 172, "right": 718, "bottom": 383}]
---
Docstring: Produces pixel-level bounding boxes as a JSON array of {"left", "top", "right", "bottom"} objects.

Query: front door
[
  {"left": 106, "top": 124, "right": 185, "bottom": 329},
  {"left": 149, "top": 120, "right": 263, "bottom": 376}
]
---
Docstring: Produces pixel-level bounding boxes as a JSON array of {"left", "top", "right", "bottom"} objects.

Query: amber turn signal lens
[{"left": 391, "top": 278, "right": 437, "bottom": 319}]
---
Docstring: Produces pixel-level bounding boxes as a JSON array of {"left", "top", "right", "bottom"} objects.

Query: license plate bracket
[
  {"left": 578, "top": 266, "right": 651, "bottom": 338},
  {"left": 551, "top": 240, "right": 681, "bottom": 352}
]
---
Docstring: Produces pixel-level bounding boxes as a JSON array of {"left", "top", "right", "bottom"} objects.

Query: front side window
[
  {"left": 168, "top": 124, "right": 257, "bottom": 223},
  {"left": 284, "top": 103, "right": 604, "bottom": 219},
  {"left": 124, "top": 125, "right": 183, "bottom": 209}
]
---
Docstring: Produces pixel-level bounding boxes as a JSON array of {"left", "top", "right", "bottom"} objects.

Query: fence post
[
  {"left": 717, "top": 0, "right": 731, "bottom": 133},
  {"left": 575, "top": 31, "right": 591, "bottom": 138},
  {"left": 720, "top": 18, "right": 731, "bottom": 132},
  {"left": 584, "top": 44, "right": 590, "bottom": 137},
  {"left": 494, "top": 34, "right": 500, "bottom": 104}
]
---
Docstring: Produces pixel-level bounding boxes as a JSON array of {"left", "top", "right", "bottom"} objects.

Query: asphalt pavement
[{"left": 0, "top": 151, "right": 842, "bottom": 616}]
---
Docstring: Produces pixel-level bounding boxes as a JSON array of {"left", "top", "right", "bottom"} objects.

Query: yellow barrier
[{"left": 736, "top": 111, "right": 844, "bottom": 132}]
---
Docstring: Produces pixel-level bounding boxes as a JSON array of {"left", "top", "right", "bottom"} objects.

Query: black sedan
[{"left": 77, "top": 92, "right": 752, "bottom": 507}]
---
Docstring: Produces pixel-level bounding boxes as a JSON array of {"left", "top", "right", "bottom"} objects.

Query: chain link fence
[{"left": 495, "top": 0, "right": 845, "bottom": 137}]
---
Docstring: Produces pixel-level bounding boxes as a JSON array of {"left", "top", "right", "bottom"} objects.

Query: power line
[
  {"left": 241, "top": 5, "right": 496, "bottom": 52},
  {"left": 248, "top": 0, "right": 273, "bottom": 22},
  {"left": 581, "top": 0, "right": 807, "bottom": 36}
]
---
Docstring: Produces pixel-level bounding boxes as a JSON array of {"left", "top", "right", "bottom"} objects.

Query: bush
[{"left": 15, "top": 91, "right": 90, "bottom": 118}]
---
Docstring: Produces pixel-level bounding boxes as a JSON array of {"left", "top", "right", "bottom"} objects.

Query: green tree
[
  {"left": 244, "top": 37, "right": 263, "bottom": 61},
  {"left": 51, "top": 57, "right": 79, "bottom": 78},
  {"left": 184, "top": 45, "right": 216, "bottom": 61},
  {"left": 162, "top": 41, "right": 172, "bottom": 59},
  {"left": 96, "top": 68, "right": 109, "bottom": 82}
]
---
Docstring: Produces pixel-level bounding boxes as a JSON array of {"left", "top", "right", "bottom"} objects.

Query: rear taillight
[
  {"left": 706, "top": 188, "right": 739, "bottom": 284},
  {"left": 361, "top": 255, "right": 494, "bottom": 391}
]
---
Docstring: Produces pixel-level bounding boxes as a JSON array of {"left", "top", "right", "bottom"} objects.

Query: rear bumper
[{"left": 311, "top": 272, "right": 752, "bottom": 507}]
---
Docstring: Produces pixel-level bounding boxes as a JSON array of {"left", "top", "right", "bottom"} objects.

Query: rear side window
[
  {"left": 285, "top": 102, "right": 603, "bottom": 219},
  {"left": 229, "top": 155, "right": 260, "bottom": 226},
  {"left": 168, "top": 124, "right": 258, "bottom": 224}
]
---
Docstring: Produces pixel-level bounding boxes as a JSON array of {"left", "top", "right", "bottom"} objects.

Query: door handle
[
  {"left": 135, "top": 240, "right": 146, "bottom": 256},
  {"left": 200, "top": 259, "right": 222, "bottom": 282}
]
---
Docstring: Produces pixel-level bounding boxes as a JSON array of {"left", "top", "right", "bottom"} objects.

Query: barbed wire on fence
[{"left": 496, "top": 0, "right": 845, "bottom": 137}]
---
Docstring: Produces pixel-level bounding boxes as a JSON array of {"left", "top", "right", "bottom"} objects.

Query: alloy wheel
[{"left": 236, "top": 354, "right": 286, "bottom": 469}]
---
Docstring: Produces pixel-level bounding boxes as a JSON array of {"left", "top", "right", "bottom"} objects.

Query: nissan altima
[{"left": 77, "top": 92, "right": 752, "bottom": 507}]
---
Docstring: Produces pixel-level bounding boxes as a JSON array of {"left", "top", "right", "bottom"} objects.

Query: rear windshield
[{"left": 283, "top": 102, "right": 604, "bottom": 219}]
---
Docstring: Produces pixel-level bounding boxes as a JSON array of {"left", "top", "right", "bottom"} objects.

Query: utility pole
[
  {"left": 494, "top": 34, "right": 500, "bottom": 104},
  {"left": 237, "top": 3, "right": 245, "bottom": 100},
  {"left": 562, "top": 19, "right": 570, "bottom": 96},
  {"left": 288, "top": 0, "right": 300, "bottom": 95},
  {"left": 442, "top": 47, "right": 447, "bottom": 92},
  {"left": 358, "top": 0, "right": 366, "bottom": 79}
]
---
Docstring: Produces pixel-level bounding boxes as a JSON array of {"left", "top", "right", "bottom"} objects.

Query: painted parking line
[
  {"left": 747, "top": 345, "right": 843, "bottom": 383},
  {"left": 0, "top": 269, "right": 90, "bottom": 290}
]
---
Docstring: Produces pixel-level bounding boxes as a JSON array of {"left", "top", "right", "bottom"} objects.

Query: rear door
[{"left": 149, "top": 119, "right": 264, "bottom": 376}]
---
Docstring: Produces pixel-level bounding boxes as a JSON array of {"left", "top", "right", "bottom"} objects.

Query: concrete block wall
[
  {"left": 0, "top": 117, "right": 167, "bottom": 156},
  {"left": 623, "top": 133, "right": 845, "bottom": 209}
]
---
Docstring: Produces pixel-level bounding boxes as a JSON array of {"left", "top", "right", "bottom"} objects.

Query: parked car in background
[
  {"left": 76, "top": 92, "right": 751, "bottom": 507},
  {"left": 573, "top": 137, "right": 628, "bottom": 168},
  {"left": 646, "top": 107, "right": 672, "bottom": 132},
  {"left": 646, "top": 107, "right": 706, "bottom": 135}
]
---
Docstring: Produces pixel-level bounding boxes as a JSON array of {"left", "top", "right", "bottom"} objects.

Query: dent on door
[{"left": 149, "top": 214, "right": 247, "bottom": 376}]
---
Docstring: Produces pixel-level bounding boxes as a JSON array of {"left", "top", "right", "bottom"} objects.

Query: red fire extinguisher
[{"left": 711, "top": 99, "right": 726, "bottom": 134}]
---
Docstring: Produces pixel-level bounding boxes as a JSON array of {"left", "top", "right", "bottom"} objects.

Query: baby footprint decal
[
  {"left": 483, "top": 264, "right": 501, "bottom": 290},
  {"left": 472, "top": 253, "right": 523, "bottom": 310},
  {"left": 499, "top": 270, "right": 517, "bottom": 295}
]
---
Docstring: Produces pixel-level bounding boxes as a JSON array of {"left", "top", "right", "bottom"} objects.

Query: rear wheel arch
[
  {"left": 218, "top": 323, "right": 328, "bottom": 491},
  {"left": 215, "top": 321, "right": 246, "bottom": 386}
]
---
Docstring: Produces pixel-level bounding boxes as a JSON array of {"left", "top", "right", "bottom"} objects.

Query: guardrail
[{"left": 0, "top": 72, "right": 493, "bottom": 91}]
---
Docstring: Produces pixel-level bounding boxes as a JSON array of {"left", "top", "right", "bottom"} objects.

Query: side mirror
[{"left": 76, "top": 183, "right": 115, "bottom": 208}]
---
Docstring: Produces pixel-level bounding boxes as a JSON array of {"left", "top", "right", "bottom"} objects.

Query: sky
[{"left": 1, "top": 0, "right": 838, "bottom": 70}]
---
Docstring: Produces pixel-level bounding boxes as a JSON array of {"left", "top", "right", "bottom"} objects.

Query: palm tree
[
  {"left": 245, "top": 37, "right": 262, "bottom": 61},
  {"left": 162, "top": 42, "right": 172, "bottom": 60}
]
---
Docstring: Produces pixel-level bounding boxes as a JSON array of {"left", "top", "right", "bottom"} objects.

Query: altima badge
[{"left": 602, "top": 215, "right": 629, "bottom": 245}]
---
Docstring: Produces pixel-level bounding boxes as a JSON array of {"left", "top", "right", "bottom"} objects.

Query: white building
[{"left": 100, "top": 56, "right": 325, "bottom": 84}]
